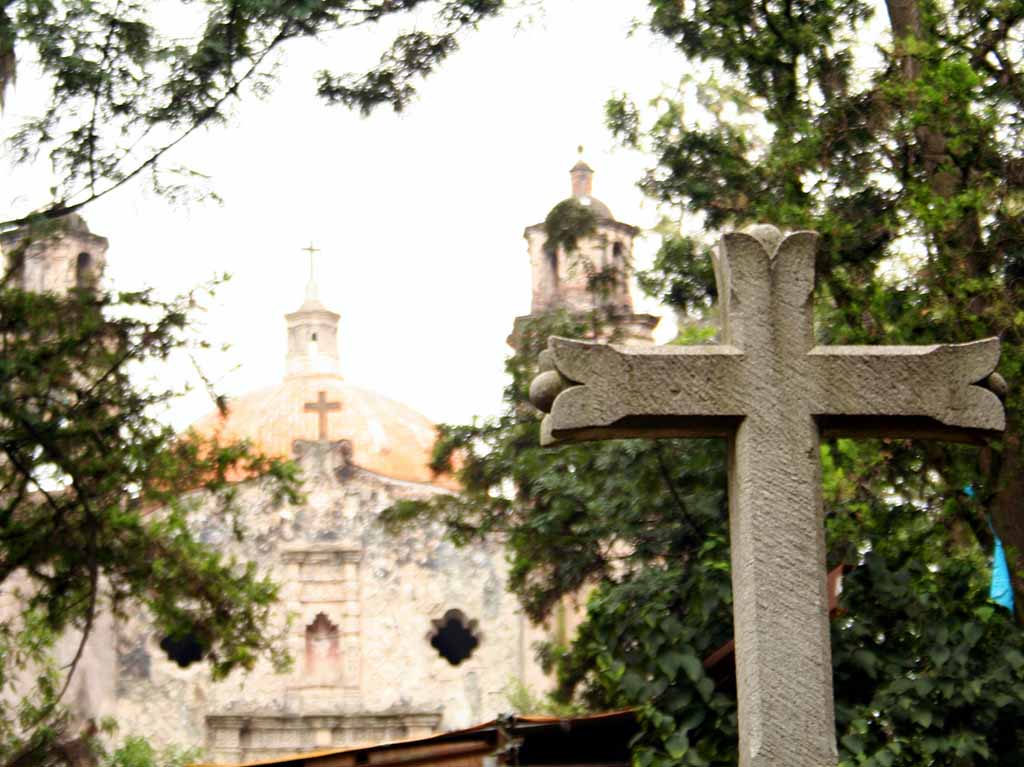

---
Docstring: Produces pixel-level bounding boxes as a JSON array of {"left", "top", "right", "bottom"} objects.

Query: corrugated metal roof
[{"left": 197, "top": 709, "right": 638, "bottom": 767}]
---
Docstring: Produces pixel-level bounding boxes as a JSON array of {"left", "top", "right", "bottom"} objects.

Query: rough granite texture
[{"left": 530, "top": 224, "right": 1005, "bottom": 767}]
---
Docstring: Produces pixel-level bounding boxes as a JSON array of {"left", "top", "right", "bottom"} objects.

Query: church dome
[
  {"left": 189, "top": 247, "right": 455, "bottom": 490},
  {"left": 190, "top": 374, "right": 455, "bottom": 489},
  {"left": 549, "top": 193, "right": 614, "bottom": 222}
]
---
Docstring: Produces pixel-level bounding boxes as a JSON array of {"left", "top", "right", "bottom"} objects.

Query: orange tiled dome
[
  {"left": 190, "top": 373, "right": 456, "bottom": 490},
  {"left": 192, "top": 253, "right": 457, "bottom": 489}
]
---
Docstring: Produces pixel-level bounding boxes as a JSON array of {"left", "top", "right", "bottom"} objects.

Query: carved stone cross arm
[
  {"left": 527, "top": 225, "right": 1005, "bottom": 767},
  {"left": 530, "top": 342, "right": 746, "bottom": 442},
  {"left": 811, "top": 340, "right": 1003, "bottom": 439},
  {"left": 531, "top": 335, "right": 1003, "bottom": 444},
  {"left": 531, "top": 225, "right": 1003, "bottom": 447}
]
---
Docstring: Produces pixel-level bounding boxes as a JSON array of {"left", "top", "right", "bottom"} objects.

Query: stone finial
[
  {"left": 530, "top": 346, "right": 575, "bottom": 415},
  {"left": 740, "top": 222, "right": 784, "bottom": 255}
]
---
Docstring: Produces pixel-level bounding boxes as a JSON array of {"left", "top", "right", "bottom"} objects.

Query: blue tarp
[
  {"left": 965, "top": 487, "right": 1014, "bottom": 612},
  {"left": 991, "top": 534, "right": 1015, "bottom": 612}
]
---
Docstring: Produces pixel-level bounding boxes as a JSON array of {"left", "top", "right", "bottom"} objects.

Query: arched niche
[
  {"left": 305, "top": 612, "right": 340, "bottom": 677},
  {"left": 75, "top": 252, "right": 96, "bottom": 289}
]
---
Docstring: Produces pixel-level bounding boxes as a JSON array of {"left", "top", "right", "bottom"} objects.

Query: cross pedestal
[{"left": 528, "top": 225, "right": 1004, "bottom": 767}]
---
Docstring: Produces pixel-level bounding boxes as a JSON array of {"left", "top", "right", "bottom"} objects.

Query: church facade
[{"left": 1, "top": 159, "right": 655, "bottom": 764}]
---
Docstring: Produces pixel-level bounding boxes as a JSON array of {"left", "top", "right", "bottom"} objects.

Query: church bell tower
[
  {"left": 1, "top": 213, "right": 108, "bottom": 294},
  {"left": 511, "top": 154, "right": 659, "bottom": 347}
]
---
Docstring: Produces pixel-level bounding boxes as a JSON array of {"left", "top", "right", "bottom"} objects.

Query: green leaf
[
  {"left": 910, "top": 708, "right": 933, "bottom": 728},
  {"left": 931, "top": 647, "right": 951, "bottom": 668},
  {"left": 840, "top": 734, "right": 865, "bottom": 754},
  {"left": 678, "top": 706, "right": 706, "bottom": 733},
  {"left": 853, "top": 648, "right": 879, "bottom": 675},
  {"left": 696, "top": 677, "right": 714, "bottom": 701},
  {"left": 658, "top": 651, "right": 688, "bottom": 678},
  {"left": 680, "top": 652, "right": 703, "bottom": 683},
  {"left": 665, "top": 730, "right": 690, "bottom": 760},
  {"left": 1005, "top": 648, "right": 1024, "bottom": 671},
  {"left": 622, "top": 670, "right": 647, "bottom": 699}
]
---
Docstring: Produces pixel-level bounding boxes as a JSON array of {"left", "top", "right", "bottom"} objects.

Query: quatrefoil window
[
  {"left": 428, "top": 609, "right": 481, "bottom": 666},
  {"left": 159, "top": 632, "right": 204, "bottom": 668}
]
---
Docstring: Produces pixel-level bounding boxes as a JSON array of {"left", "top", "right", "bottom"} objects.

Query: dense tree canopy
[
  {"left": 0, "top": 222, "right": 301, "bottom": 767},
  {"left": 613, "top": 0, "right": 1024, "bottom": 613}
]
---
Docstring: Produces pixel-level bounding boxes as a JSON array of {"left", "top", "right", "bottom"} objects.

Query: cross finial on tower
[
  {"left": 301, "top": 242, "right": 322, "bottom": 303},
  {"left": 302, "top": 242, "right": 320, "bottom": 278}
]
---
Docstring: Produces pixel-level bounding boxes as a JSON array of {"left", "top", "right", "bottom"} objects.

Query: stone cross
[
  {"left": 305, "top": 390, "right": 341, "bottom": 441},
  {"left": 528, "top": 225, "right": 1005, "bottom": 767}
]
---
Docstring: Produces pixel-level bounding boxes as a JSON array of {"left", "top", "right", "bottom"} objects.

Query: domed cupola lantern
[{"left": 285, "top": 243, "right": 342, "bottom": 379}]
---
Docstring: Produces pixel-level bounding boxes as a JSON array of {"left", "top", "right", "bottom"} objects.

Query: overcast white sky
[{"left": 3, "top": 0, "right": 691, "bottom": 429}]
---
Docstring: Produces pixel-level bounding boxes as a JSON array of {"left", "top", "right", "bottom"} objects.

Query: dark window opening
[
  {"left": 545, "top": 245, "right": 559, "bottom": 287},
  {"left": 428, "top": 609, "right": 480, "bottom": 666},
  {"left": 5, "top": 251, "right": 24, "bottom": 288},
  {"left": 612, "top": 242, "right": 624, "bottom": 261},
  {"left": 160, "top": 633, "right": 204, "bottom": 668},
  {"left": 311, "top": 332, "right": 318, "bottom": 341},
  {"left": 75, "top": 252, "right": 93, "bottom": 288}
]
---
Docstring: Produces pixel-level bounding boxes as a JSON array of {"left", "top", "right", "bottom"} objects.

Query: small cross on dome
[{"left": 305, "top": 390, "right": 341, "bottom": 441}]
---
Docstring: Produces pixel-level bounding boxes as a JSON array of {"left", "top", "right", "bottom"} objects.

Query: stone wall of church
[{"left": 77, "top": 440, "right": 547, "bottom": 763}]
